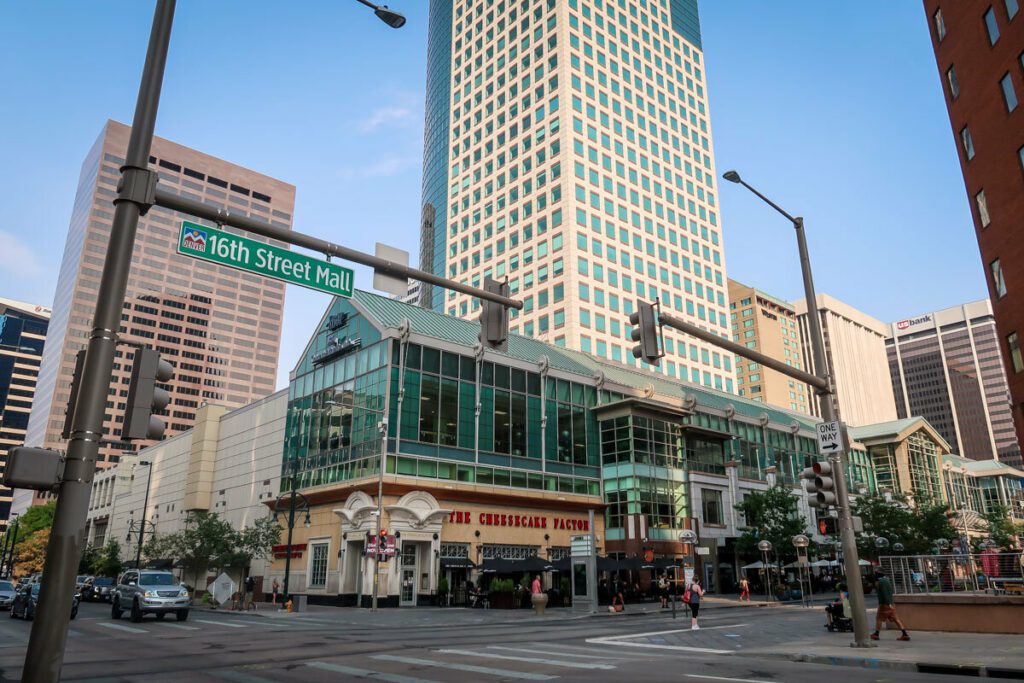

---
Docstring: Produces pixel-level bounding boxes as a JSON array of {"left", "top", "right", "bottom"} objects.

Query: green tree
[
  {"left": 852, "top": 494, "right": 957, "bottom": 556},
  {"left": 78, "top": 545, "right": 100, "bottom": 575},
  {"left": 14, "top": 528, "right": 50, "bottom": 578},
  {"left": 162, "top": 512, "right": 238, "bottom": 591},
  {"left": 735, "top": 483, "right": 807, "bottom": 564},
  {"left": 90, "top": 539, "right": 124, "bottom": 578},
  {"left": 4, "top": 501, "right": 56, "bottom": 563},
  {"left": 980, "top": 504, "right": 1022, "bottom": 550}
]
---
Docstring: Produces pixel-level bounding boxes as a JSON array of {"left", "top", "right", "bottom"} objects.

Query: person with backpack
[
  {"left": 243, "top": 574, "right": 256, "bottom": 610},
  {"left": 684, "top": 575, "right": 704, "bottom": 629},
  {"left": 658, "top": 574, "right": 670, "bottom": 609}
]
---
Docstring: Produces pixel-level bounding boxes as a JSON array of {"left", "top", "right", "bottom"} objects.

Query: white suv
[{"left": 112, "top": 570, "right": 190, "bottom": 622}]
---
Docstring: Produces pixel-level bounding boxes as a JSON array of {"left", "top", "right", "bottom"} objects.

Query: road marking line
[
  {"left": 97, "top": 622, "right": 148, "bottom": 634},
  {"left": 209, "top": 671, "right": 279, "bottom": 683},
  {"left": 599, "top": 623, "right": 750, "bottom": 640},
  {"left": 488, "top": 645, "right": 622, "bottom": 659},
  {"left": 523, "top": 642, "right": 663, "bottom": 659},
  {"left": 585, "top": 639, "right": 733, "bottom": 655},
  {"left": 306, "top": 661, "right": 440, "bottom": 683},
  {"left": 440, "top": 648, "right": 614, "bottom": 670},
  {"left": 685, "top": 675, "right": 775, "bottom": 683},
  {"left": 155, "top": 622, "right": 200, "bottom": 630},
  {"left": 371, "top": 654, "right": 557, "bottom": 681},
  {"left": 194, "top": 618, "right": 249, "bottom": 628}
]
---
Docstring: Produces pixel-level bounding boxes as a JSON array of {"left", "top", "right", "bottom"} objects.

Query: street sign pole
[{"left": 22, "top": 3, "right": 176, "bottom": 680}]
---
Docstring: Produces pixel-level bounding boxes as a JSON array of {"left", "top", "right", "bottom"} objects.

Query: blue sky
[{"left": 0, "top": 2, "right": 982, "bottom": 389}]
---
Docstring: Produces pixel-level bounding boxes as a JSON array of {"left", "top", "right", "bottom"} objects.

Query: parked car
[
  {"left": 112, "top": 570, "right": 190, "bottom": 622},
  {"left": 82, "top": 576, "right": 115, "bottom": 602},
  {"left": 0, "top": 581, "right": 16, "bottom": 610},
  {"left": 10, "top": 584, "right": 80, "bottom": 621}
]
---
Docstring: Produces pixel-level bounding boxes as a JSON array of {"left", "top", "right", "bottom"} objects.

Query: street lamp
[
  {"left": 677, "top": 529, "right": 698, "bottom": 620},
  {"left": 354, "top": 0, "right": 407, "bottom": 28},
  {"left": 132, "top": 460, "right": 155, "bottom": 569},
  {"left": 1, "top": 514, "right": 20, "bottom": 580},
  {"left": 275, "top": 458, "right": 312, "bottom": 608},
  {"left": 724, "top": 169, "right": 871, "bottom": 646},
  {"left": 757, "top": 540, "right": 773, "bottom": 603},
  {"left": 792, "top": 534, "right": 811, "bottom": 607}
]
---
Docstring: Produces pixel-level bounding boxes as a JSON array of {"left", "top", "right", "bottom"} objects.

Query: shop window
[
  {"left": 308, "top": 542, "right": 329, "bottom": 588},
  {"left": 702, "top": 489, "right": 724, "bottom": 526}
]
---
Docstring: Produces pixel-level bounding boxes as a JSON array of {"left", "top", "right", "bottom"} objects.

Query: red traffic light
[{"left": 379, "top": 529, "right": 387, "bottom": 538}]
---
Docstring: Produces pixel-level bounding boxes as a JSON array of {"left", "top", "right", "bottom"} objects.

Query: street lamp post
[
  {"left": 134, "top": 460, "right": 154, "bottom": 568},
  {"left": 22, "top": 1, "right": 405, "bottom": 678},
  {"left": 792, "top": 534, "right": 811, "bottom": 607},
  {"left": 1, "top": 514, "right": 19, "bottom": 580},
  {"left": 757, "top": 540, "right": 773, "bottom": 603},
  {"left": 372, "top": 419, "right": 388, "bottom": 611},
  {"left": 276, "top": 457, "right": 311, "bottom": 608},
  {"left": 677, "top": 529, "right": 698, "bottom": 620},
  {"left": 724, "top": 169, "right": 871, "bottom": 647}
]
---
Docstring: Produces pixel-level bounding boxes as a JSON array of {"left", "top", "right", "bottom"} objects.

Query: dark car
[
  {"left": 0, "top": 581, "right": 16, "bottom": 610},
  {"left": 10, "top": 584, "right": 80, "bottom": 621},
  {"left": 82, "top": 576, "right": 115, "bottom": 602}
]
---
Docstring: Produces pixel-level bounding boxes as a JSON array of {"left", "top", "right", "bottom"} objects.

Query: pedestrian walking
[
  {"left": 271, "top": 578, "right": 280, "bottom": 606},
  {"left": 658, "top": 574, "right": 669, "bottom": 608},
  {"left": 243, "top": 574, "right": 256, "bottom": 610},
  {"left": 739, "top": 577, "right": 750, "bottom": 602},
  {"left": 685, "top": 576, "right": 704, "bottom": 630},
  {"left": 872, "top": 570, "right": 910, "bottom": 641}
]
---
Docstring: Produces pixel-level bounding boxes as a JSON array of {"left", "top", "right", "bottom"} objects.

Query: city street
[{"left": 0, "top": 600, "right": 1002, "bottom": 682}]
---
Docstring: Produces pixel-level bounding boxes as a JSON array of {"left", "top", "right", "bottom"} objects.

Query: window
[
  {"left": 308, "top": 541, "right": 329, "bottom": 588},
  {"left": 946, "top": 65, "right": 960, "bottom": 100},
  {"left": 992, "top": 259, "right": 1008, "bottom": 298},
  {"left": 1001, "top": 73, "right": 1018, "bottom": 111},
  {"left": 985, "top": 7, "right": 1000, "bottom": 45},
  {"left": 702, "top": 489, "right": 724, "bottom": 526},
  {"left": 976, "top": 190, "right": 991, "bottom": 228},
  {"left": 934, "top": 8, "right": 947, "bottom": 40},
  {"left": 1008, "top": 332, "right": 1024, "bottom": 373},
  {"left": 961, "top": 126, "right": 976, "bottom": 160},
  {"left": 1007, "top": 0, "right": 1019, "bottom": 19}
]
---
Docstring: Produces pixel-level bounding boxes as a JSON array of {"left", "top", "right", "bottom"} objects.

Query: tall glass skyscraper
[{"left": 419, "top": 0, "right": 734, "bottom": 393}]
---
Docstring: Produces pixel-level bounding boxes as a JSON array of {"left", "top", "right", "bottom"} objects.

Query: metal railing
[{"left": 879, "top": 552, "right": 1024, "bottom": 595}]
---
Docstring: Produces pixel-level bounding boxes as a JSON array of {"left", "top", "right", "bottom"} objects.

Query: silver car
[
  {"left": 0, "top": 580, "right": 15, "bottom": 610},
  {"left": 111, "top": 570, "right": 190, "bottom": 622}
]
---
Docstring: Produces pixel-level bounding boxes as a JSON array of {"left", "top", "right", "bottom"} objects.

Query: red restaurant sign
[
  {"left": 447, "top": 510, "right": 590, "bottom": 531},
  {"left": 271, "top": 543, "right": 306, "bottom": 559}
]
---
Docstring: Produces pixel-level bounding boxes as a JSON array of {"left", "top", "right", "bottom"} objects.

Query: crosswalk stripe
[
  {"left": 371, "top": 655, "right": 557, "bottom": 681},
  {"left": 209, "top": 671, "right": 279, "bottom": 683},
  {"left": 155, "top": 622, "right": 200, "bottom": 630},
  {"left": 97, "top": 622, "right": 148, "bottom": 634},
  {"left": 307, "top": 662, "right": 441, "bottom": 683},
  {"left": 439, "top": 648, "right": 614, "bottom": 670},
  {"left": 194, "top": 618, "right": 249, "bottom": 628},
  {"left": 487, "top": 645, "right": 645, "bottom": 660}
]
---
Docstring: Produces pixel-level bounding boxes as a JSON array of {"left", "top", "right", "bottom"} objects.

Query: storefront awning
[{"left": 440, "top": 557, "right": 477, "bottom": 570}]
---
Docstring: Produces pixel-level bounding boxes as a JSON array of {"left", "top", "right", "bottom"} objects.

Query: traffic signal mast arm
[
  {"left": 153, "top": 188, "right": 522, "bottom": 312},
  {"left": 657, "top": 310, "right": 828, "bottom": 392}
]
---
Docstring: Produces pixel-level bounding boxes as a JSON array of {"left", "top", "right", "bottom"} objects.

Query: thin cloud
[
  {"left": 359, "top": 106, "right": 417, "bottom": 132},
  {"left": 338, "top": 155, "right": 421, "bottom": 179},
  {"left": 0, "top": 230, "right": 44, "bottom": 277}
]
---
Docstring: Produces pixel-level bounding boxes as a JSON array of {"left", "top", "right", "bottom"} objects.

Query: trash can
[{"left": 293, "top": 595, "right": 308, "bottom": 612}]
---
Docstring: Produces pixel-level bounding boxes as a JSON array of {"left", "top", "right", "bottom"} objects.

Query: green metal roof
[
  {"left": 848, "top": 418, "right": 926, "bottom": 442},
  {"left": 352, "top": 289, "right": 818, "bottom": 431}
]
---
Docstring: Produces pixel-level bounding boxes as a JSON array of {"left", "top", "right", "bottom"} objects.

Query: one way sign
[{"left": 816, "top": 421, "right": 846, "bottom": 455}]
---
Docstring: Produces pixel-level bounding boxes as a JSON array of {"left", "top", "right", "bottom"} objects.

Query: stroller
[{"left": 825, "top": 594, "right": 853, "bottom": 632}]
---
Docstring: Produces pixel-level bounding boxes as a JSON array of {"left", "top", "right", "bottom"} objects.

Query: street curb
[{"left": 741, "top": 651, "right": 1024, "bottom": 679}]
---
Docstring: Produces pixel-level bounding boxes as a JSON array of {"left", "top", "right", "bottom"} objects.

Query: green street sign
[{"left": 176, "top": 220, "right": 354, "bottom": 298}]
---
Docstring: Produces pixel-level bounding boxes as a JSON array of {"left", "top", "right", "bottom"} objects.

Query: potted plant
[
  {"left": 489, "top": 579, "right": 515, "bottom": 609},
  {"left": 560, "top": 577, "right": 571, "bottom": 606},
  {"left": 437, "top": 577, "right": 449, "bottom": 607}
]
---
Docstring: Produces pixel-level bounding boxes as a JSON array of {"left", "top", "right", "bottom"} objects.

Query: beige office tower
[
  {"left": 420, "top": 0, "right": 736, "bottom": 393},
  {"left": 727, "top": 280, "right": 811, "bottom": 414},
  {"left": 16, "top": 120, "right": 294, "bottom": 513},
  {"left": 795, "top": 293, "right": 898, "bottom": 427}
]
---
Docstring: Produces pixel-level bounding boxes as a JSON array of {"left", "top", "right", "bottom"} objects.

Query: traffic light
[
  {"left": 629, "top": 299, "right": 661, "bottom": 365},
  {"left": 801, "top": 461, "right": 836, "bottom": 508},
  {"left": 123, "top": 347, "right": 174, "bottom": 440},
  {"left": 479, "top": 276, "right": 510, "bottom": 350},
  {"left": 818, "top": 516, "right": 839, "bottom": 536}
]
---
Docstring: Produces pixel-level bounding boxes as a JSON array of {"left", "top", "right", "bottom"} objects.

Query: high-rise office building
[
  {"left": 795, "top": 294, "right": 898, "bottom": 427},
  {"left": 0, "top": 297, "right": 50, "bottom": 530},
  {"left": 727, "top": 279, "right": 811, "bottom": 414},
  {"left": 923, "top": 0, "right": 1024, "bottom": 460},
  {"left": 886, "top": 299, "right": 1021, "bottom": 467},
  {"left": 420, "top": 0, "right": 735, "bottom": 392},
  {"left": 17, "top": 120, "right": 294, "bottom": 513}
]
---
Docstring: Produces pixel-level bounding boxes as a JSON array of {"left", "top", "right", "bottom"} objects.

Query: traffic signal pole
[
  {"left": 22, "top": 2, "right": 176, "bottom": 680},
  {"left": 649, "top": 225, "right": 871, "bottom": 646}
]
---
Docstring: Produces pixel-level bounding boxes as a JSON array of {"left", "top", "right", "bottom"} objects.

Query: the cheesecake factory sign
[{"left": 447, "top": 510, "right": 590, "bottom": 531}]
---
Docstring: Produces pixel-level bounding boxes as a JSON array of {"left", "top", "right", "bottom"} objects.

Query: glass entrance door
[{"left": 400, "top": 543, "right": 417, "bottom": 606}]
